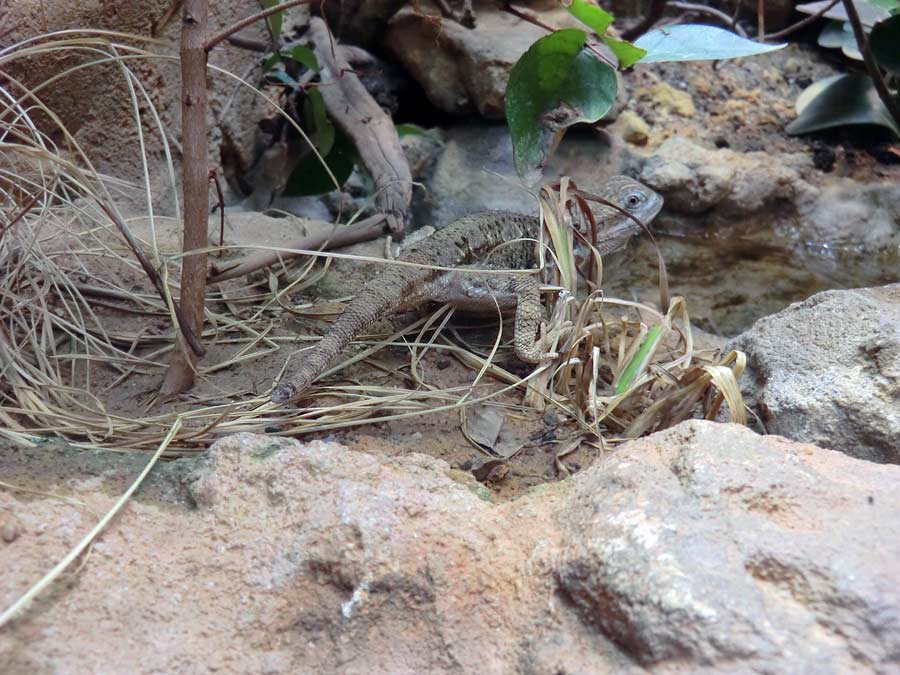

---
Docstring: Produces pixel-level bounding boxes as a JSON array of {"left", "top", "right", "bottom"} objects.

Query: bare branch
[
  {"left": 207, "top": 214, "right": 388, "bottom": 284},
  {"left": 204, "top": 0, "right": 316, "bottom": 52}
]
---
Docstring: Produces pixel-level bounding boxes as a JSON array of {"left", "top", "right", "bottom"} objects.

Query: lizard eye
[{"left": 624, "top": 192, "right": 644, "bottom": 209}]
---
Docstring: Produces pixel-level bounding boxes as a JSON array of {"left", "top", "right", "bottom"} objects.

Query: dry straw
[{"left": 0, "top": 33, "right": 746, "bottom": 457}]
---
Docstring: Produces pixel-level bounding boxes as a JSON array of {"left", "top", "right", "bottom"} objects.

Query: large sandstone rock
[
  {"left": 730, "top": 284, "right": 900, "bottom": 464},
  {"left": 383, "top": 0, "right": 608, "bottom": 120},
  {"left": 3, "top": 422, "right": 899, "bottom": 673},
  {"left": 1, "top": 0, "right": 278, "bottom": 210},
  {"left": 638, "top": 137, "right": 815, "bottom": 216},
  {"left": 419, "top": 122, "right": 627, "bottom": 226}
]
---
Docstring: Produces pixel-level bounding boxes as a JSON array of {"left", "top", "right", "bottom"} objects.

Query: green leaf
[
  {"left": 395, "top": 123, "right": 443, "bottom": 143},
  {"left": 602, "top": 36, "right": 647, "bottom": 68},
  {"left": 303, "top": 88, "right": 335, "bottom": 156},
  {"left": 786, "top": 73, "right": 900, "bottom": 139},
  {"left": 563, "top": 0, "right": 614, "bottom": 36},
  {"left": 871, "top": 15, "right": 900, "bottom": 73},
  {"left": 285, "top": 45, "right": 319, "bottom": 72},
  {"left": 284, "top": 130, "right": 357, "bottom": 196},
  {"left": 797, "top": 0, "right": 891, "bottom": 26},
  {"left": 868, "top": 0, "right": 900, "bottom": 15},
  {"left": 615, "top": 324, "right": 664, "bottom": 394},
  {"left": 817, "top": 21, "right": 846, "bottom": 48},
  {"left": 505, "top": 29, "right": 617, "bottom": 180},
  {"left": 262, "top": 52, "right": 281, "bottom": 72},
  {"left": 258, "top": 0, "right": 283, "bottom": 42},
  {"left": 634, "top": 24, "right": 787, "bottom": 62},
  {"left": 266, "top": 70, "right": 300, "bottom": 87}
]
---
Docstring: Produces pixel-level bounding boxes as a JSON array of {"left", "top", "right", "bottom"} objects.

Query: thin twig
[
  {"left": 151, "top": 0, "right": 183, "bottom": 37},
  {"left": 204, "top": 0, "right": 316, "bottom": 52},
  {"left": 207, "top": 214, "right": 388, "bottom": 284},
  {"left": 669, "top": 1, "right": 747, "bottom": 36},
  {"left": 765, "top": 0, "right": 840, "bottom": 40},
  {"left": 0, "top": 192, "right": 39, "bottom": 244},
  {"left": 841, "top": 0, "right": 900, "bottom": 129},
  {"left": 225, "top": 33, "right": 269, "bottom": 52},
  {"left": 758, "top": 0, "right": 765, "bottom": 39},
  {"left": 94, "top": 202, "right": 205, "bottom": 357},
  {"left": 502, "top": 2, "right": 617, "bottom": 68},
  {"left": 209, "top": 169, "right": 225, "bottom": 255},
  {"left": 621, "top": 0, "right": 669, "bottom": 41}
]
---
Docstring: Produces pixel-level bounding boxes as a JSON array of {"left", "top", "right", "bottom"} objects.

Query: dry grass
[{"left": 0, "top": 33, "right": 746, "bottom": 457}]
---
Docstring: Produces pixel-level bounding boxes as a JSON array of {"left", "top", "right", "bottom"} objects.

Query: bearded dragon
[{"left": 271, "top": 176, "right": 663, "bottom": 403}]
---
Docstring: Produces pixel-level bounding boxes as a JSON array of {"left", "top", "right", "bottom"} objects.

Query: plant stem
[
  {"left": 204, "top": 0, "right": 316, "bottom": 52},
  {"left": 161, "top": 0, "right": 209, "bottom": 396},
  {"left": 765, "top": 0, "right": 840, "bottom": 40},
  {"left": 841, "top": 0, "right": 900, "bottom": 129},
  {"left": 621, "top": 0, "right": 668, "bottom": 41}
]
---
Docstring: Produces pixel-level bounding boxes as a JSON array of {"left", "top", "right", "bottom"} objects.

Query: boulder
[
  {"left": 638, "top": 137, "right": 815, "bottom": 216},
  {"left": 4, "top": 422, "right": 900, "bottom": 673},
  {"left": 383, "top": 0, "right": 610, "bottom": 120},
  {"left": 730, "top": 284, "right": 900, "bottom": 464}
]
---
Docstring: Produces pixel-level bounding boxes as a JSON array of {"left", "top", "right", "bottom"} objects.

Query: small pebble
[{"left": 2, "top": 522, "right": 20, "bottom": 543}]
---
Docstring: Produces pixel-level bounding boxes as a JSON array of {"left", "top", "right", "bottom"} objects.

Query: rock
[
  {"left": 423, "top": 124, "right": 537, "bottom": 224},
  {"left": 730, "top": 284, "right": 900, "bottom": 463},
  {"left": 638, "top": 137, "right": 815, "bottom": 216},
  {"left": 609, "top": 110, "right": 651, "bottom": 146},
  {"left": 384, "top": 0, "right": 610, "bottom": 119},
  {"left": 557, "top": 420, "right": 900, "bottom": 671},
  {"left": 635, "top": 82, "right": 697, "bottom": 118},
  {"left": 2, "top": 0, "right": 279, "bottom": 212},
  {"left": 795, "top": 180, "right": 900, "bottom": 248},
  {"left": 4, "top": 424, "right": 900, "bottom": 673},
  {"left": 421, "top": 123, "right": 627, "bottom": 226}
]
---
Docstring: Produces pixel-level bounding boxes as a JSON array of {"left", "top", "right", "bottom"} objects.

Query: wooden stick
[
  {"left": 306, "top": 17, "right": 412, "bottom": 233},
  {"left": 204, "top": 0, "right": 316, "bottom": 52},
  {"left": 161, "top": 0, "right": 210, "bottom": 395},
  {"left": 207, "top": 214, "right": 388, "bottom": 284}
]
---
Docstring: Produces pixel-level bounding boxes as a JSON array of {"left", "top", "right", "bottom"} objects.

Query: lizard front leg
[{"left": 425, "top": 270, "right": 568, "bottom": 363}]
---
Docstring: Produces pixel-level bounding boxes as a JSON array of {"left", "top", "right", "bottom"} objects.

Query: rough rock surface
[
  {"left": 796, "top": 180, "right": 900, "bottom": 248},
  {"left": 730, "top": 284, "right": 900, "bottom": 464},
  {"left": 383, "top": 0, "right": 603, "bottom": 119},
  {"left": 3, "top": 422, "right": 900, "bottom": 673},
  {"left": 419, "top": 123, "right": 628, "bottom": 226},
  {"left": 2, "top": 0, "right": 276, "bottom": 210},
  {"left": 638, "top": 137, "right": 815, "bottom": 216}
]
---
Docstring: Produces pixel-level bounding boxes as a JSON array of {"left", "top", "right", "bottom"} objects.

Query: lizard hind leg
[{"left": 425, "top": 271, "right": 569, "bottom": 364}]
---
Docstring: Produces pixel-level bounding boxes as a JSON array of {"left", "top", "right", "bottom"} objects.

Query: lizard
[{"left": 271, "top": 176, "right": 663, "bottom": 404}]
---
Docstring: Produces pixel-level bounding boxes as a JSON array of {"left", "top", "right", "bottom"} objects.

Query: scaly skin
[{"left": 271, "top": 176, "right": 663, "bottom": 404}]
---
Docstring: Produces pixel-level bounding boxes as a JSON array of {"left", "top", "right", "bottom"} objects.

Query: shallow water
[{"left": 606, "top": 226, "right": 900, "bottom": 337}]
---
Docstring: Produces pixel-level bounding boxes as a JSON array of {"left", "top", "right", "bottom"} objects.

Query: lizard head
[
  {"left": 572, "top": 176, "right": 663, "bottom": 261},
  {"left": 599, "top": 175, "right": 664, "bottom": 231}
]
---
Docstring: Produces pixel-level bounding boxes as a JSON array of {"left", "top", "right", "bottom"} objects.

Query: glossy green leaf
[
  {"left": 797, "top": 0, "right": 890, "bottom": 26},
  {"left": 615, "top": 324, "right": 664, "bottom": 394},
  {"left": 602, "top": 36, "right": 647, "bottom": 68},
  {"left": 262, "top": 52, "right": 280, "bottom": 72},
  {"left": 284, "top": 130, "right": 357, "bottom": 196},
  {"left": 286, "top": 45, "right": 319, "bottom": 72},
  {"left": 563, "top": 0, "right": 614, "bottom": 36},
  {"left": 867, "top": 0, "right": 900, "bottom": 15},
  {"left": 303, "top": 88, "right": 335, "bottom": 156},
  {"left": 266, "top": 70, "right": 299, "bottom": 87},
  {"left": 258, "top": 0, "right": 283, "bottom": 42},
  {"left": 506, "top": 29, "right": 617, "bottom": 180},
  {"left": 786, "top": 73, "right": 900, "bottom": 139},
  {"left": 871, "top": 15, "right": 900, "bottom": 73},
  {"left": 817, "top": 21, "right": 847, "bottom": 48},
  {"left": 634, "top": 24, "right": 787, "bottom": 62},
  {"left": 395, "top": 123, "right": 443, "bottom": 142}
]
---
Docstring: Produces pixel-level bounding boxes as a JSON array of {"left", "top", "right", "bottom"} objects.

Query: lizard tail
[{"left": 271, "top": 267, "right": 426, "bottom": 404}]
